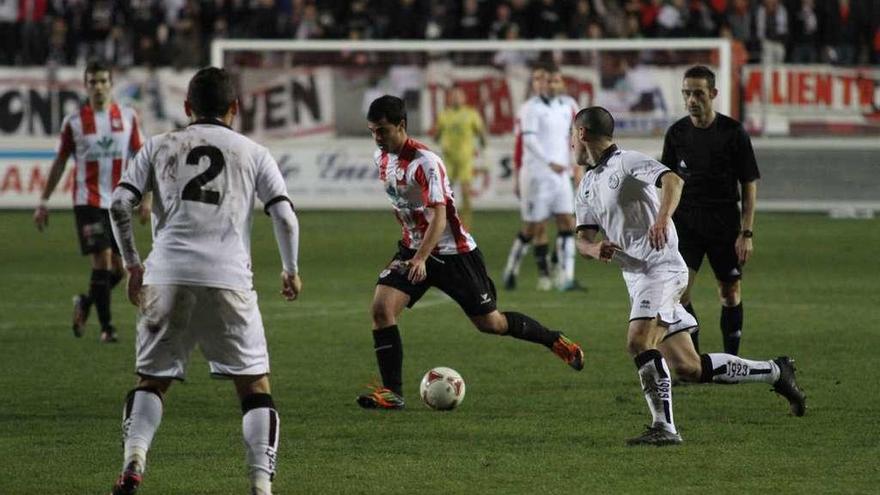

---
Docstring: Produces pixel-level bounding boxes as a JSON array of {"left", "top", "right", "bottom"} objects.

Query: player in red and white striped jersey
[
  {"left": 357, "top": 95, "right": 586, "bottom": 410},
  {"left": 33, "top": 59, "right": 147, "bottom": 343}
]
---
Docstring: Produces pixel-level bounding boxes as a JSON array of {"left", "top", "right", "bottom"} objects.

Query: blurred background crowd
[{"left": 2, "top": 0, "right": 878, "bottom": 68}]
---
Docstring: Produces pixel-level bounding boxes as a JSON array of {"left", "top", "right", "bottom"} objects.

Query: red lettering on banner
[
  {"left": 840, "top": 76, "right": 855, "bottom": 106},
  {"left": 1, "top": 166, "right": 22, "bottom": 193},
  {"left": 788, "top": 71, "right": 796, "bottom": 105},
  {"left": 29, "top": 166, "right": 46, "bottom": 193},
  {"left": 771, "top": 71, "right": 783, "bottom": 105},
  {"left": 744, "top": 70, "right": 762, "bottom": 103},
  {"left": 796, "top": 72, "right": 807, "bottom": 105},
  {"left": 857, "top": 78, "right": 874, "bottom": 106},
  {"left": 815, "top": 74, "right": 832, "bottom": 105}
]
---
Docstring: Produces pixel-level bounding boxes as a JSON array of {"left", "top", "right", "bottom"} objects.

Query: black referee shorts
[
  {"left": 376, "top": 242, "right": 498, "bottom": 316},
  {"left": 674, "top": 205, "right": 742, "bottom": 283},
  {"left": 74, "top": 205, "right": 120, "bottom": 256}
]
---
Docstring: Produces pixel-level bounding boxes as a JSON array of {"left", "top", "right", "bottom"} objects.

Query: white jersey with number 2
[{"left": 118, "top": 121, "right": 292, "bottom": 290}]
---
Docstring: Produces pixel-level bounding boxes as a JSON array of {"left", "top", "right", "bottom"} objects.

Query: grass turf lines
[{"left": 0, "top": 210, "right": 877, "bottom": 494}]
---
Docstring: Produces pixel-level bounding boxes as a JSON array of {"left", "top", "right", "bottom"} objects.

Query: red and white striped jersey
[
  {"left": 57, "top": 103, "right": 143, "bottom": 209},
  {"left": 374, "top": 138, "right": 477, "bottom": 255}
]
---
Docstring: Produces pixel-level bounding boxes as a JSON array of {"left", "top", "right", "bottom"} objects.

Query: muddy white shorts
[
  {"left": 519, "top": 172, "right": 575, "bottom": 223},
  {"left": 135, "top": 284, "right": 270, "bottom": 380},
  {"left": 622, "top": 267, "right": 698, "bottom": 337}
]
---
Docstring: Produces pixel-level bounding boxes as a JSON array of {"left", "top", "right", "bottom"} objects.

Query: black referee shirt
[{"left": 661, "top": 113, "right": 760, "bottom": 208}]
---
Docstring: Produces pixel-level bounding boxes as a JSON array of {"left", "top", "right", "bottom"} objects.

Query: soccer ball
[{"left": 419, "top": 367, "right": 466, "bottom": 411}]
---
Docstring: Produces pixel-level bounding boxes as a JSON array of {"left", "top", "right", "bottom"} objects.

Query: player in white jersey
[
  {"left": 356, "top": 95, "right": 585, "bottom": 410},
  {"left": 571, "top": 106, "right": 805, "bottom": 446},
  {"left": 106, "top": 68, "right": 302, "bottom": 495},
  {"left": 503, "top": 63, "right": 580, "bottom": 291},
  {"left": 34, "top": 59, "right": 146, "bottom": 343}
]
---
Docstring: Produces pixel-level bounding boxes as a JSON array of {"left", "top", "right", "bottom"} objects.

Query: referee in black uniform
[{"left": 661, "top": 65, "right": 759, "bottom": 356}]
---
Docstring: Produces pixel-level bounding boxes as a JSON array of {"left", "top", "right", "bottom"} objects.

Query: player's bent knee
[
  {"left": 136, "top": 375, "right": 173, "bottom": 394},
  {"left": 370, "top": 303, "right": 397, "bottom": 328},
  {"left": 471, "top": 313, "right": 505, "bottom": 335},
  {"left": 671, "top": 361, "right": 702, "bottom": 382},
  {"left": 234, "top": 374, "right": 271, "bottom": 398}
]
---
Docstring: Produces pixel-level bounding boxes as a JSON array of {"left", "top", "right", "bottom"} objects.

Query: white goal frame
[{"left": 211, "top": 39, "right": 732, "bottom": 116}]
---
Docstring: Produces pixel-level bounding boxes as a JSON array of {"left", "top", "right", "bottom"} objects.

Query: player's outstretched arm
[
  {"left": 406, "top": 204, "right": 447, "bottom": 283},
  {"left": 109, "top": 186, "right": 144, "bottom": 305},
  {"left": 736, "top": 180, "right": 758, "bottom": 264},
  {"left": 649, "top": 171, "right": 684, "bottom": 249},
  {"left": 33, "top": 150, "right": 71, "bottom": 232},
  {"left": 267, "top": 200, "right": 301, "bottom": 301},
  {"left": 576, "top": 227, "right": 619, "bottom": 262}
]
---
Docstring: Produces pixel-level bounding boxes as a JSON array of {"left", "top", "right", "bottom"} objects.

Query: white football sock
[
  {"left": 122, "top": 389, "right": 163, "bottom": 473},
  {"left": 243, "top": 405, "right": 279, "bottom": 491},
  {"left": 703, "top": 353, "right": 780, "bottom": 384},
  {"left": 504, "top": 234, "right": 531, "bottom": 276},
  {"left": 561, "top": 233, "right": 576, "bottom": 282},
  {"left": 636, "top": 350, "right": 676, "bottom": 434}
]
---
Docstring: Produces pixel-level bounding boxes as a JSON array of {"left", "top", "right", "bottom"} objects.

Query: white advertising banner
[
  {"left": 742, "top": 64, "right": 880, "bottom": 136},
  {"left": 0, "top": 67, "right": 336, "bottom": 140},
  {"left": 0, "top": 138, "right": 526, "bottom": 210}
]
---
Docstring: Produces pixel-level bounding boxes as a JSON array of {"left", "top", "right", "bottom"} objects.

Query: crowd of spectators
[{"left": 1, "top": 0, "right": 878, "bottom": 68}]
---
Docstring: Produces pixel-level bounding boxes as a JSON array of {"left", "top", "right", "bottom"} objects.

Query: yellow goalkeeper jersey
[{"left": 435, "top": 106, "right": 485, "bottom": 163}]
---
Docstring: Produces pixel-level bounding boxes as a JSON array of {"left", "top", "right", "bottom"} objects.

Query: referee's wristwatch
[{"left": 740, "top": 229, "right": 754, "bottom": 238}]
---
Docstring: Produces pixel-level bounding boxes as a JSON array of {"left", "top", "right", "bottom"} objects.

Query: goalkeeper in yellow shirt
[{"left": 434, "top": 87, "right": 486, "bottom": 227}]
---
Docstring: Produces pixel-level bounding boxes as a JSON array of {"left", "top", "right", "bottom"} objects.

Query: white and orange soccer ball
[{"left": 419, "top": 367, "right": 466, "bottom": 410}]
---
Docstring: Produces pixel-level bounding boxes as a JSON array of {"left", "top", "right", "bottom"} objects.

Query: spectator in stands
[
  {"left": 657, "top": 0, "right": 690, "bottom": 38},
  {"left": 569, "top": 0, "right": 597, "bottom": 39},
  {"left": 509, "top": 0, "right": 534, "bottom": 39},
  {"left": 454, "top": 0, "right": 486, "bottom": 39},
  {"left": 126, "top": 0, "right": 166, "bottom": 66},
  {"left": 533, "top": 0, "right": 565, "bottom": 39},
  {"left": 489, "top": 2, "right": 513, "bottom": 40},
  {"left": 755, "top": 0, "right": 789, "bottom": 63},
  {"left": 384, "top": 0, "right": 426, "bottom": 39},
  {"left": 790, "top": 0, "right": 819, "bottom": 63},
  {"left": 639, "top": 0, "right": 662, "bottom": 37},
  {"left": 0, "top": 0, "right": 17, "bottom": 64},
  {"left": 687, "top": 0, "right": 718, "bottom": 37},
  {"left": 19, "top": 0, "right": 51, "bottom": 65},
  {"left": 821, "top": 0, "right": 859, "bottom": 65}
]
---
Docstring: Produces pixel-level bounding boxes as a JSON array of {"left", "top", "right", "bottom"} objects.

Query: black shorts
[
  {"left": 74, "top": 205, "right": 120, "bottom": 256},
  {"left": 673, "top": 205, "right": 741, "bottom": 283},
  {"left": 376, "top": 243, "right": 498, "bottom": 316}
]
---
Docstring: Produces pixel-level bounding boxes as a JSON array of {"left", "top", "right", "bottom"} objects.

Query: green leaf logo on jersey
[{"left": 97, "top": 136, "right": 114, "bottom": 150}]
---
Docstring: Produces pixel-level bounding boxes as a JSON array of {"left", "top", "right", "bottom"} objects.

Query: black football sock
[
  {"left": 373, "top": 325, "right": 403, "bottom": 396},
  {"left": 720, "top": 303, "right": 743, "bottom": 355},
  {"left": 533, "top": 244, "right": 550, "bottom": 277},
  {"left": 683, "top": 303, "right": 700, "bottom": 353},
  {"left": 90, "top": 269, "right": 113, "bottom": 331},
  {"left": 503, "top": 312, "right": 560, "bottom": 347}
]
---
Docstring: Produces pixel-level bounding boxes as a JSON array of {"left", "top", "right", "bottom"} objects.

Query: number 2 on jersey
[{"left": 182, "top": 146, "right": 224, "bottom": 205}]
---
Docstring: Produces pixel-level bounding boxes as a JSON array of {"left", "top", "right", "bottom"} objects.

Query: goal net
[{"left": 211, "top": 39, "right": 731, "bottom": 209}]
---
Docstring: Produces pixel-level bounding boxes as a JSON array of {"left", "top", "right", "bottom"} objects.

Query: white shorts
[
  {"left": 622, "top": 268, "right": 698, "bottom": 337},
  {"left": 135, "top": 284, "right": 270, "bottom": 380},
  {"left": 519, "top": 172, "right": 575, "bottom": 223}
]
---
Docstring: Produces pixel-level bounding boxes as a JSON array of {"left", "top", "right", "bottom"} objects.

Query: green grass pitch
[{"left": 1, "top": 210, "right": 878, "bottom": 494}]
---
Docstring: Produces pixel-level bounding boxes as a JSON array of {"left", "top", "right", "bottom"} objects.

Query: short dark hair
[
  {"left": 367, "top": 95, "right": 407, "bottom": 126},
  {"left": 187, "top": 67, "right": 237, "bottom": 119},
  {"left": 684, "top": 65, "right": 716, "bottom": 89},
  {"left": 84, "top": 58, "right": 112, "bottom": 81},
  {"left": 532, "top": 60, "right": 558, "bottom": 74},
  {"left": 574, "top": 106, "right": 614, "bottom": 138}
]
